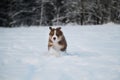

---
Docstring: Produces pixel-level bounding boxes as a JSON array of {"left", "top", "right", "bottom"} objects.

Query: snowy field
[{"left": 0, "top": 23, "right": 120, "bottom": 80}]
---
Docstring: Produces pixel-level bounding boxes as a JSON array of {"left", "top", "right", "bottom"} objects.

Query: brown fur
[
  {"left": 48, "top": 27, "right": 67, "bottom": 52},
  {"left": 58, "top": 36, "right": 67, "bottom": 51},
  {"left": 48, "top": 38, "right": 53, "bottom": 50}
]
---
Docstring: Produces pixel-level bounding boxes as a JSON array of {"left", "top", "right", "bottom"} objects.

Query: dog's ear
[
  {"left": 49, "top": 27, "right": 52, "bottom": 30},
  {"left": 57, "top": 27, "right": 61, "bottom": 30}
]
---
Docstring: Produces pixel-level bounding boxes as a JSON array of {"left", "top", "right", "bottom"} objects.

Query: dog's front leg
[{"left": 48, "top": 47, "right": 60, "bottom": 57}]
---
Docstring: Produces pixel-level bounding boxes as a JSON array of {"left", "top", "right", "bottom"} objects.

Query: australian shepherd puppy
[{"left": 48, "top": 27, "right": 67, "bottom": 56}]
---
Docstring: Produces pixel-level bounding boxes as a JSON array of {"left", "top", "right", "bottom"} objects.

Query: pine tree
[
  {"left": 0, "top": 0, "right": 11, "bottom": 27},
  {"left": 111, "top": 0, "right": 120, "bottom": 24}
]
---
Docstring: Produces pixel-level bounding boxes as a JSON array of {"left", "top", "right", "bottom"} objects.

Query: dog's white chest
[
  {"left": 53, "top": 42, "right": 62, "bottom": 51},
  {"left": 48, "top": 42, "right": 63, "bottom": 56}
]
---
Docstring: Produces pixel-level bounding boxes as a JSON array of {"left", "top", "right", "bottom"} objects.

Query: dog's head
[{"left": 49, "top": 27, "right": 63, "bottom": 42}]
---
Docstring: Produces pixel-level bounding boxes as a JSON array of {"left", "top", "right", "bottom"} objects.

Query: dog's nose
[{"left": 53, "top": 37, "right": 56, "bottom": 40}]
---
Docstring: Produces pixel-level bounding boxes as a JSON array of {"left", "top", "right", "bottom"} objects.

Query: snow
[{"left": 0, "top": 23, "right": 120, "bottom": 80}]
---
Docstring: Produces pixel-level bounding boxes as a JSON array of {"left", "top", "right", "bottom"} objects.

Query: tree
[
  {"left": 9, "top": 0, "right": 41, "bottom": 26},
  {"left": 49, "top": 0, "right": 67, "bottom": 25},
  {"left": 111, "top": 0, "right": 120, "bottom": 24},
  {"left": 0, "top": 0, "right": 120, "bottom": 27},
  {"left": 0, "top": 0, "right": 11, "bottom": 27}
]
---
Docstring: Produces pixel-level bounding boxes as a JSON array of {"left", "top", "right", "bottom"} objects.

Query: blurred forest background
[{"left": 0, "top": 0, "right": 120, "bottom": 27}]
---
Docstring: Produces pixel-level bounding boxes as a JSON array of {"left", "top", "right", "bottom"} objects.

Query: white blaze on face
[
  {"left": 51, "top": 29, "right": 62, "bottom": 43},
  {"left": 52, "top": 30, "right": 57, "bottom": 42}
]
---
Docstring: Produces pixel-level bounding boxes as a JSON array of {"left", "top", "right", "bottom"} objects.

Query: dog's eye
[
  {"left": 50, "top": 31, "right": 54, "bottom": 36},
  {"left": 56, "top": 34, "right": 59, "bottom": 37},
  {"left": 56, "top": 30, "right": 62, "bottom": 37}
]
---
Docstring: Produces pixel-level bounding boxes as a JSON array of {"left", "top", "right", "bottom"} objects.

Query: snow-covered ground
[{"left": 0, "top": 23, "right": 120, "bottom": 80}]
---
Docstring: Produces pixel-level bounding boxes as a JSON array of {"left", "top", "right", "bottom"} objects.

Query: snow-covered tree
[
  {"left": 0, "top": 0, "right": 120, "bottom": 27},
  {"left": 49, "top": 0, "right": 67, "bottom": 25},
  {"left": 0, "top": 0, "right": 11, "bottom": 27},
  {"left": 111, "top": 0, "right": 120, "bottom": 24},
  {"left": 9, "top": 0, "right": 41, "bottom": 26}
]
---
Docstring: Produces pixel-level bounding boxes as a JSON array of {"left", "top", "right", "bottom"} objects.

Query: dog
[{"left": 48, "top": 27, "right": 67, "bottom": 56}]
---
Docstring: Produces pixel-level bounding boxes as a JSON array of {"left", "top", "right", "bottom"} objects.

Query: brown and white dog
[{"left": 48, "top": 27, "right": 67, "bottom": 56}]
